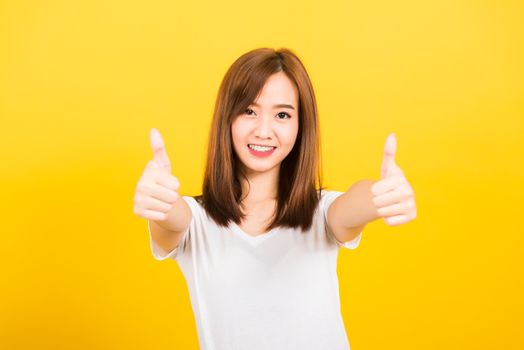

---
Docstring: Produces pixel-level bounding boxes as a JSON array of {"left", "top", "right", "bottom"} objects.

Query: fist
[
  {"left": 133, "top": 128, "right": 181, "bottom": 222},
  {"left": 371, "top": 133, "right": 417, "bottom": 226}
]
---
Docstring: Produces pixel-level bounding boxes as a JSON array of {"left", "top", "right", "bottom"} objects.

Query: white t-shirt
[{"left": 148, "top": 190, "right": 363, "bottom": 350}]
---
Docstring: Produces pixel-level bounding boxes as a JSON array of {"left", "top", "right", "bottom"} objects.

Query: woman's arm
[
  {"left": 149, "top": 196, "right": 192, "bottom": 252},
  {"left": 326, "top": 133, "right": 417, "bottom": 243},
  {"left": 326, "top": 180, "right": 380, "bottom": 243}
]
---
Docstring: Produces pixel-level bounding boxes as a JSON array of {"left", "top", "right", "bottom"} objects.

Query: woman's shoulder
[
  {"left": 178, "top": 194, "right": 205, "bottom": 217},
  {"left": 316, "top": 189, "right": 345, "bottom": 213},
  {"left": 316, "top": 188, "right": 344, "bottom": 198},
  {"left": 191, "top": 194, "right": 204, "bottom": 206}
]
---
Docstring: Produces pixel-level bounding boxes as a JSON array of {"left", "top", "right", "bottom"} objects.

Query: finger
[
  {"left": 384, "top": 214, "right": 411, "bottom": 226},
  {"left": 150, "top": 172, "right": 180, "bottom": 191},
  {"left": 144, "top": 160, "right": 180, "bottom": 190},
  {"left": 376, "top": 200, "right": 413, "bottom": 217},
  {"left": 142, "top": 209, "right": 168, "bottom": 221},
  {"left": 144, "top": 196, "right": 174, "bottom": 212},
  {"left": 146, "top": 159, "right": 160, "bottom": 170},
  {"left": 372, "top": 187, "right": 412, "bottom": 207},
  {"left": 370, "top": 176, "right": 404, "bottom": 196},
  {"left": 138, "top": 181, "right": 179, "bottom": 203},
  {"left": 380, "top": 132, "right": 397, "bottom": 179},
  {"left": 150, "top": 128, "right": 172, "bottom": 172},
  {"left": 391, "top": 161, "right": 405, "bottom": 177}
]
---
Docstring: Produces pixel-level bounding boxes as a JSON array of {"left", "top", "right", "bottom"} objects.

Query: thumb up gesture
[
  {"left": 371, "top": 133, "right": 417, "bottom": 226},
  {"left": 133, "top": 128, "right": 181, "bottom": 223}
]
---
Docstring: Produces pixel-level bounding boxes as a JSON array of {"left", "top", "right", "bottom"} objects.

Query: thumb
[
  {"left": 380, "top": 132, "right": 397, "bottom": 179},
  {"left": 150, "top": 128, "right": 172, "bottom": 173}
]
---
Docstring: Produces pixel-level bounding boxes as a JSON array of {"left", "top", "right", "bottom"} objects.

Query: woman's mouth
[{"left": 247, "top": 144, "right": 276, "bottom": 157}]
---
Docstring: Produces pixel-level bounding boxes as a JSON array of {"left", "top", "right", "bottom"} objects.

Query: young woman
[{"left": 133, "top": 47, "right": 417, "bottom": 350}]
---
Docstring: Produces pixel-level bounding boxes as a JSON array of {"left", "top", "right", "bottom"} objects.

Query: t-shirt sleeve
[
  {"left": 320, "top": 190, "right": 363, "bottom": 250},
  {"left": 148, "top": 196, "right": 197, "bottom": 261}
]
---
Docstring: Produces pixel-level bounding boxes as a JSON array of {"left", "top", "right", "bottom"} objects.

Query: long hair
[{"left": 196, "top": 47, "right": 326, "bottom": 232}]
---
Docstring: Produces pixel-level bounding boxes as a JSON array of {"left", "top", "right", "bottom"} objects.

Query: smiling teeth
[{"left": 248, "top": 144, "right": 275, "bottom": 152}]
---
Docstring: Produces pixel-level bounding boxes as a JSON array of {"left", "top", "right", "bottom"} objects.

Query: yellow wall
[{"left": 1, "top": 0, "right": 522, "bottom": 349}]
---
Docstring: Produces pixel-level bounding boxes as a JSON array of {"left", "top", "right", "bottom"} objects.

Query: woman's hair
[{"left": 196, "top": 47, "right": 326, "bottom": 232}]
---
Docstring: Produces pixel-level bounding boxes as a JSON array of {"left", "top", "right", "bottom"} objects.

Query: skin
[
  {"left": 231, "top": 71, "right": 299, "bottom": 223},
  {"left": 142, "top": 75, "right": 416, "bottom": 245},
  {"left": 230, "top": 72, "right": 417, "bottom": 240},
  {"left": 327, "top": 133, "right": 417, "bottom": 243}
]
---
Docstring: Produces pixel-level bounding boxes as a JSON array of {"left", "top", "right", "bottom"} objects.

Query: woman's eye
[
  {"left": 276, "top": 112, "right": 291, "bottom": 119},
  {"left": 244, "top": 108, "right": 255, "bottom": 116}
]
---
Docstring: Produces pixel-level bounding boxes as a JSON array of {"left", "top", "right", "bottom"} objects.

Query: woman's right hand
[{"left": 133, "top": 128, "right": 181, "bottom": 227}]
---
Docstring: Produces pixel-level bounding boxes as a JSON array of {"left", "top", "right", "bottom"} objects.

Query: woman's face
[{"left": 231, "top": 71, "right": 299, "bottom": 177}]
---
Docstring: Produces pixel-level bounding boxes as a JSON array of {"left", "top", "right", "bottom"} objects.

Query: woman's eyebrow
[{"left": 251, "top": 102, "right": 295, "bottom": 110}]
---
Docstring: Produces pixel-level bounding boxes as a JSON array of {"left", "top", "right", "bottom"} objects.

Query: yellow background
[{"left": 1, "top": 0, "right": 523, "bottom": 349}]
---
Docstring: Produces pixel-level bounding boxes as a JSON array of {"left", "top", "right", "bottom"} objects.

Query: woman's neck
[{"left": 240, "top": 166, "right": 279, "bottom": 205}]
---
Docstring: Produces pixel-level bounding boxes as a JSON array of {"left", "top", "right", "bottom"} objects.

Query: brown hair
[{"left": 196, "top": 47, "right": 326, "bottom": 232}]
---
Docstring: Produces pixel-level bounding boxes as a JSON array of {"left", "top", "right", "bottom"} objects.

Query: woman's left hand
[{"left": 370, "top": 133, "right": 417, "bottom": 226}]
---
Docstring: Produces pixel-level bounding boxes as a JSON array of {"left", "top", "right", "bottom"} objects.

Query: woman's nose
[{"left": 254, "top": 115, "right": 273, "bottom": 138}]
